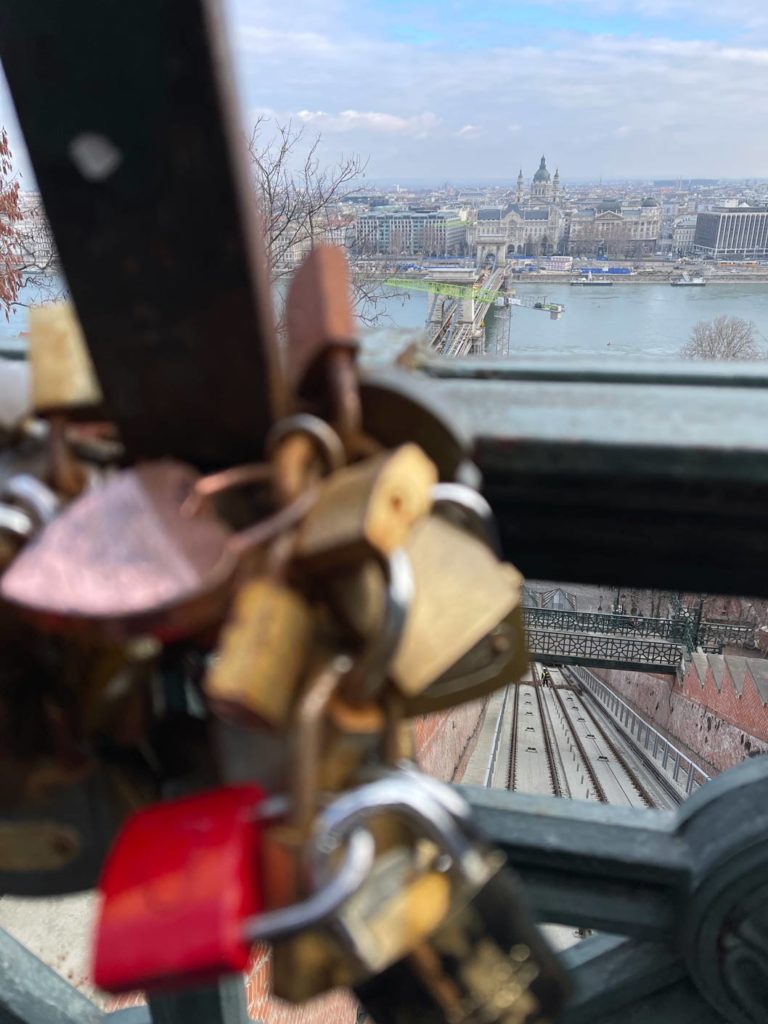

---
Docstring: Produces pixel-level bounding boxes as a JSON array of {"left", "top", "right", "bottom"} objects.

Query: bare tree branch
[
  {"left": 247, "top": 117, "right": 402, "bottom": 328},
  {"left": 680, "top": 315, "right": 762, "bottom": 361}
]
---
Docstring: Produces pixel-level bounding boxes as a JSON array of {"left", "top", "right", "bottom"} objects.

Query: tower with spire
[
  {"left": 531, "top": 155, "right": 552, "bottom": 201},
  {"left": 516, "top": 168, "right": 524, "bottom": 204}
]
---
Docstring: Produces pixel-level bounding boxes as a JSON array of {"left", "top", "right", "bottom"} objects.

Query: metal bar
[
  {"left": 483, "top": 686, "right": 509, "bottom": 787},
  {"left": 460, "top": 786, "right": 688, "bottom": 941},
  {"left": 422, "top": 354, "right": 768, "bottom": 390},
  {"left": 373, "top": 366, "right": 768, "bottom": 596},
  {"left": 0, "top": 0, "right": 284, "bottom": 468},
  {"left": 148, "top": 978, "right": 251, "bottom": 1024},
  {"left": 559, "top": 936, "right": 724, "bottom": 1024},
  {"left": 0, "top": 927, "right": 101, "bottom": 1024}
]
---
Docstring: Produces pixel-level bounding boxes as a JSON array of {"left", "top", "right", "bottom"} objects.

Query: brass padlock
[
  {"left": 28, "top": 303, "right": 102, "bottom": 416},
  {"left": 294, "top": 444, "right": 437, "bottom": 573},
  {"left": 204, "top": 576, "right": 316, "bottom": 729},
  {"left": 318, "top": 775, "right": 570, "bottom": 1024},
  {"left": 329, "top": 516, "right": 526, "bottom": 711}
]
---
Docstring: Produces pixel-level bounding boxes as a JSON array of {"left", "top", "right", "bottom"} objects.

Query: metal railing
[
  {"left": 524, "top": 606, "right": 761, "bottom": 658},
  {"left": 523, "top": 607, "right": 695, "bottom": 646},
  {"left": 569, "top": 665, "right": 711, "bottom": 795},
  {"left": 527, "top": 627, "right": 684, "bottom": 673},
  {"left": 698, "top": 620, "right": 757, "bottom": 652}
]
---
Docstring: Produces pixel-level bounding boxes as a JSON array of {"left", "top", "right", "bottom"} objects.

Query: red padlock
[{"left": 92, "top": 785, "right": 265, "bottom": 993}]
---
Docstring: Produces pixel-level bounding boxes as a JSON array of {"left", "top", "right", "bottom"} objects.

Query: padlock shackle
[
  {"left": 242, "top": 826, "right": 375, "bottom": 943},
  {"left": 344, "top": 548, "right": 413, "bottom": 704},
  {"left": 394, "top": 761, "right": 476, "bottom": 830},
  {"left": 312, "top": 776, "right": 488, "bottom": 888},
  {"left": 432, "top": 483, "right": 501, "bottom": 555}
]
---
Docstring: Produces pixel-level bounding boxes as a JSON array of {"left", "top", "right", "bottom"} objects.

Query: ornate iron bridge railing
[
  {"left": 523, "top": 607, "right": 759, "bottom": 661},
  {"left": 523, "top": 608, "right": 695, "bottom": 645},
  {"left": 526, "top": 627, "right": 684, "bottom": 674},
  {"left": 698, "top": 620, "right": 757, "bottom": 652}
]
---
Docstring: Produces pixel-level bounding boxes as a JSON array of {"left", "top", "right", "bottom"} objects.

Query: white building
[
  {"left": 469, "top": 203, "right": 566, "bottom": 263},
  {"left": 355, "top": 209, "right": 466, "bottom": 256},
  {"left": 672, "top": 215, "right": 698, "bottom": 256},
  {"left": 567, "top": 199, "right": 661, "bottom": 257}
]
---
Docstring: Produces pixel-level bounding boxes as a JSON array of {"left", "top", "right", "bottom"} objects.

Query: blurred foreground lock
[
  {"left": 317, "top": 775, "right": 570, "bottom": 1024},
  {"left": 93, "top": 785, "right": 266, "bottom": 993}
]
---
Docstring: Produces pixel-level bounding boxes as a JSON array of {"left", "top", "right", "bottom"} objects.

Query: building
[
  {"left": 566, "top": 198, "right": 661, "bottom": 257},
  {"left": 515, "top": 156, "right": 560, "bottom": 205},
  {"left": 355, "top": 208, "right": 466, "bottom": 256},
  {"left": 672, "top": 215, "right": 698, "bottom": 256},
  {"left": 469, "top": 203, "right": 566, "bottom": 263},
  {"left": 530, "top": 155, "right": 560, "bottom": 202},
  {"left": 693, "top": 207, "right": 768, "bottom": 259}
]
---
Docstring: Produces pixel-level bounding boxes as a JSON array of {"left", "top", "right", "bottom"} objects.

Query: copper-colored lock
[{"left": 0, "top": 461, "right": 311, "bottom": 640}]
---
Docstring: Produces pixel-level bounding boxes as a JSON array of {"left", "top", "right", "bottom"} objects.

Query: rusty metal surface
[{"left": 0, "top": 0, "right": 284, "bottom": 468}]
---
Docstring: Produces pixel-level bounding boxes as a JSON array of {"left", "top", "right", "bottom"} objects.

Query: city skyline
[{"left": 2, "top": 1, "right": 768, "bottom": 184}]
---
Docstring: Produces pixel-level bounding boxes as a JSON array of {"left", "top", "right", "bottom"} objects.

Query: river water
[
  {"left": 4, "top": 279, "right": 768, "bottom": 363},
  {"left": 372, "top": 281, "right": 768, "bottom": 361}
]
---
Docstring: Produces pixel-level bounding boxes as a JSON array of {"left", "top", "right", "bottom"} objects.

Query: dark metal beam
[
  {"left": 0, "top": 927, "right": 101, "bottom": 1024},
  {"left": 460, "top": 786, "right": 688, "bottom": 941},
  {"left": 559, "top": 936, "right": 724, "bottom": 1024},
  {"left": 0, "top": 0, "right": 284, "bottom": 468},
  {"left": 148, "top": 979, "right": 251, "bottom": 1024},
  {"left": 364, "top": 361, "right": 768, "bottom": 598}
]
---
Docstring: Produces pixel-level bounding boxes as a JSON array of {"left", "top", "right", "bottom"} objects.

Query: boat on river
[
  {"left": 671, "top": 272, "right": 706, "bottom": 287},
  {"left": 571, "top": 272, "right": 613, "bottom": 287}
]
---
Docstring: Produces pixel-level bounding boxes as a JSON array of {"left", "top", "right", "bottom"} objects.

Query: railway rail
[
  {"left": 559, "top": 666, "right": 685, "bottom": 807},
  {"left": 534, "top": 682, "right": 564, "bottom": 798},
  {"left": 481, "top": 666, "right": 681, "bottom": 811}
]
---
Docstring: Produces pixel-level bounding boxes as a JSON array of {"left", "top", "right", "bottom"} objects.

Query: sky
[{"left": 3, "top": 0, "right": 768, "bottom": 185}]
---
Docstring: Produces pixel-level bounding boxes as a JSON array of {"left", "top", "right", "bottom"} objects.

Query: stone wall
[{"left": 592, "top": 655, "right": 768, "bottom": 774}]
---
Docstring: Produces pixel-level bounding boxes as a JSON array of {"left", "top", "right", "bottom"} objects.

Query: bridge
[
  {"left": 523, "top": 607, "right": 759, "bottom": 673},
  {"left": 385, "top": 266, "right": 564, "bottom": 356}
]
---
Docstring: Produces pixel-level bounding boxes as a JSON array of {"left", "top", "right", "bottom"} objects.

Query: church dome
[{"left": 533, "top": 156, "right": 551, "bottom": 183}]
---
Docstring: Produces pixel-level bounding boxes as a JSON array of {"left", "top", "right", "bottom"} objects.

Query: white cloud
[
  {"left": 508, "top": 123, "right": 522, "bottom": 133},
  {"left": 456, "top": 124, "right": 483, "bottom": 138},
  {"left": 295, "top": 109, "right": 440, "bottom": 136}
]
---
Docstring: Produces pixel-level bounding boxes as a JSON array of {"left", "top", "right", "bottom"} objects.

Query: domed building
[{"left": 531, "top": 155, "right": 556, "bottom": 201}]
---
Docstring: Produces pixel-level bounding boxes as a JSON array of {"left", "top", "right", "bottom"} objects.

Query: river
[
  {"left": 372, "top": 281, "right": 768, "bottom": 361},
  {"left": 4, "top": 278, "right": 768, "bottom": 363}
]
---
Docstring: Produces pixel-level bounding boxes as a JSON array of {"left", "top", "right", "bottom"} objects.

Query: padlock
[
  {"left": 203, "top": 575, "right": 317, "bottom": 729},
  {"left": 328, "top": 515, "right": 526, "bottom": 710},
  {"left": 0, "top": 460, "right": 314, "bottom": 640},
  {"left": 315, "top": 774, "right": 571, "bottom": 1024},
  {"left": 92, "top": 786, "right": 266, "bottom": 992},
  {"left": 393, "top": 516, "right": 523, "bottom": 698},
  {"left": 283, "top": 245, "right": 381, "bottom": 461},
  {"left": 294, "top": 444, "right": 437, "bottom": 574},
  {"left": 92, "top": 784, "right": 376, "bottom": 995},
  {"left": 399, "top": 604, "right": 528, "bottom": 717},
  {"left": 27, "top": 302, "right": 103, "bottom": 417}
]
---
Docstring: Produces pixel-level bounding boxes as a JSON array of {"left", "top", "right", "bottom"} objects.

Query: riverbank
[{"left": 513, "top": 272, "right": 768, "bottom": 285}]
